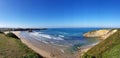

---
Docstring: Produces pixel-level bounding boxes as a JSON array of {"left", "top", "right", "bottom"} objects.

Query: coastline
[
  {"left": 10, "top": 29, "right": 116, "bottom": 58},
  {"left": 12, "top": 31, "right": 75, "bottom": 58}
]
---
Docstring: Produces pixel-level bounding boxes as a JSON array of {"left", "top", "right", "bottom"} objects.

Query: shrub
[
  {"left": 6, "top": 32, "right": 19, "bottom": 39},
  {"left": 0, "top": 31, "right": 3, "bottom": 33}
]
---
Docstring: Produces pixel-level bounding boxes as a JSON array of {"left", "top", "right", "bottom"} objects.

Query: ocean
[{"left": 31, "top": 28, "right": 102, "bottom": 52}]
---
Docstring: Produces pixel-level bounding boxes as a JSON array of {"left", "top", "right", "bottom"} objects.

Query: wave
[
  {"left": 52, "top": 36, "right": 64, "bottom": 40},
  {"left": 39, "top": 33, "right": 52, "bottom": 39},
  {"left": 42, "top": 41, "right": 49, "bottom": 44},
  {"left": 58, "top": 32, "right": 68, "bottom": 35},
  {"left": 30, "top": 32, "right": 64, "bottom": 40},
  {"left": 58, "top": 35, "right": 64, "bottom": 37}
]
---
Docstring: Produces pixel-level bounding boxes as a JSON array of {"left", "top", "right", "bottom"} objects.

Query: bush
[
  {"left": 6, "top": 32, "right": 19, "bottom": 39},
  {"left": 22, "top": 53, "right": 41, "bottom": 58},
  {"left": 0, "top": 31, "right": 3, "bottom": 33}
]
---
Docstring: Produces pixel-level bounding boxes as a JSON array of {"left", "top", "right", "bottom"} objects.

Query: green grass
[
  {"left": 82, "top": 29, "right": 120, "bottom": 58},
  {"left": 0, "top": 33, "right": 43, "bottom": 58}
]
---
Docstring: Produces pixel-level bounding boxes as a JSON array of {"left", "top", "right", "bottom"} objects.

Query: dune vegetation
[
  {"left": 0, "top": 32, "right": 43, "bottom": 58},
  {"left": 82, "top": 29, "right": 120, "bottom": 58}
]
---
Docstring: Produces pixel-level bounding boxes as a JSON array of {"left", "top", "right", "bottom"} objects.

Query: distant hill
[{"left": 82, "top": 29, "right": 120, "bottom": 58}]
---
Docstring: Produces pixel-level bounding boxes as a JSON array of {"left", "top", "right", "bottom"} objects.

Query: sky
[{"left": 0, "top": 0, "right": 120, "bottom": 28}]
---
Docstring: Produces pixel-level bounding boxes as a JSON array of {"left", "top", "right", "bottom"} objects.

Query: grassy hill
[
  {"left": 82, "top": 29, "right": 120, "bottom": 58},
  {"left": 0, "top": 32, "right": 43, "bottom": 58}
]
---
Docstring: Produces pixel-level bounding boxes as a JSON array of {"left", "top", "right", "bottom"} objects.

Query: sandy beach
[
  {"left": 12, "top": 31, "right": 75, "bottom": 58},
  {"left": 10, "top": 29, "right": 117, "bottom": 58},
  {"left": 12, "top": 31, "right": 108, "bottom": 58}
]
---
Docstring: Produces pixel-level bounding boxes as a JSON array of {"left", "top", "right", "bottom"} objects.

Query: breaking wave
[{"left": 30, "top": 32, "right": 64, "bottom": 40}]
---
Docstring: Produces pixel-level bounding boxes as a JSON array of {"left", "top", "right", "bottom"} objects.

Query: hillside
[
  {"left": 0, "top": 32, "right": 43, "bottom": 58},
  {"left": 82, "top": 29, "right": 120, "bottom": 58}
]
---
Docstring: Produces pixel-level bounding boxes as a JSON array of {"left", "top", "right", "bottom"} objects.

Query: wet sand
[{"left": 12, "top": 31, "right": 75, "bottom": 58}]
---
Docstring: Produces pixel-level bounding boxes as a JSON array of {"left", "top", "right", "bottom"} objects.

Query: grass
[
  {"left": 82, "top": 29, "right": 120, "bottom": 58},
  {"left": 0, "top": 33, "right": 43, "bottom": 58}
]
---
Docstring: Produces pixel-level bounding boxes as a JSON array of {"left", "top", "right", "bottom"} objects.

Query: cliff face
[
  {"left": 83, "top": 29, "right": 111, "bottom": 37},
  {"left": 83, "top": 29, "right": 117, "bottom": 40}
]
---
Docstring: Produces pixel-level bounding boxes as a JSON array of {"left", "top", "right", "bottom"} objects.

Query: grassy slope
[
  {"left": 0, "top": 33, "right": 43, "bottom": 58},
  {"left": 82, "top": 29, "right": 120, "bottom": 58}
]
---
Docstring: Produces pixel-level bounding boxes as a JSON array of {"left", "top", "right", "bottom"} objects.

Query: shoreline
[
  {"left": 11, "top": 29, "right": 114, "bottom": 58},
  {"left": 11, "top": 31, "right": 102, "bottom": 58},
  {"left": 12, "top": 31, "right": 75, "bottom": 58},
  {"left": 13, "top": 31, "right": 53, "bottom": 58}
]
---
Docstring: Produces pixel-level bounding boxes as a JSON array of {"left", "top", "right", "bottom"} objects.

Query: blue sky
[{"left": 0, "top": 0, "right": 120, "bottom": 28}]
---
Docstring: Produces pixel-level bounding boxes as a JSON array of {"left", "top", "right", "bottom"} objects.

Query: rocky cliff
[{"left": 83, "top": 29, "right": 117, "bottom": 40}]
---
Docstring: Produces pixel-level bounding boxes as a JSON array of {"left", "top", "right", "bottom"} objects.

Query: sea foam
[
  {"left": 58, "top": 35, "right": 64, "bottom": 37},
  {"left": 30, "top": 32, "right": 64, "bottom": 40}
]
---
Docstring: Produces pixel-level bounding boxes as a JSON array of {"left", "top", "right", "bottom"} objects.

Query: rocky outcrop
[{"left": 83, "top": 29, "right": 117, "bottom": 40}]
